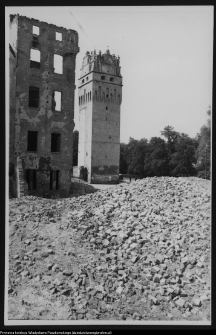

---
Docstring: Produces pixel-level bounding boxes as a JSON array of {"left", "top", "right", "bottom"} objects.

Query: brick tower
[
  {"left": 9, "top": 14, "right": 79, "bottom": 197},
  {"left": 78, "top": 49, "right": 122, "bottom": 184}
]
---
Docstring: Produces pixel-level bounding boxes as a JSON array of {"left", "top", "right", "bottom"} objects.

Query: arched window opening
[
  {"left": 110, "top": 77, "right": 114, "bottom": 82},
  {"left": 110, "top": 93, "right": 113, "bottom": 103}
]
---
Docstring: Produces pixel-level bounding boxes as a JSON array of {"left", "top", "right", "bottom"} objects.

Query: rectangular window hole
[
  {"left": 53, "top": 91, "right": 61, "bottom": 111},
  {"left": 51, "top": 133, "right": 61, "bottom": 152},
  {"left": 56, "top": 32, "right": 62, "bottom": 41},
  {"left": 29, "top": 86, "right": 39, "bottom": 108},
  {"left": 54, "top": 54, "right": 63, "bottom": 74},
  {"left": 101, "top": 76, "right": 105, "bottom": 80},
  {"left": 26, "top": 169, "right": 37, "bottom": 190},
  {"left": 106, "top": 107, "right": 108, "bottom": 110},
  {"left": 30, "top": 49, "right": 40, "bottom": 69},
  {"left": 32, "top": 36, "right": 39, "bottom": 48},
  {"left": 33, "top": 25, "right": 39, "bottom": 35},
  {"left": 27, "top": 131, "right": 38, "bottom": 151},
  {"left": 50, "top": 170, "right": 60, "bottom": 190}
]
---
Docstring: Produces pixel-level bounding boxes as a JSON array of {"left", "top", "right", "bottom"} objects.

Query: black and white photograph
[{"left": 5, "top": 6, "right": 212, "bottom": 327}]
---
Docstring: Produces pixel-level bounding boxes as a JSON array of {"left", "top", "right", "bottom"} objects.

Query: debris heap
[{"left": 8, "top": 177, "right": 211, "bottom": 321}]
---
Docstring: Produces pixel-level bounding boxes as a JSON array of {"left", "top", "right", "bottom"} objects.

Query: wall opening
[
  {"left": 110, "top": 77, "right": 114, "bottom": 82},
  {"left": 101, "top": 76, "right": 105, "bottom": 80},
  {"left": 29, "top": 86, "right": 39, "bottom": 108},
  {"left": 27, "top": 131, "right": 38, "bottom": 151},
  {"left": 56, "top": 32, "right": 62, "bottom": 41},
  {"left": 32, "top": 36, "right": 39, "bottom": 48},
  {"left": 90, "top": 92, "right": 91, "bottom": 101},
  {"left": 54, "top": 54, "right": 63, "bottom": 74},
  {"left": 51, "top": 133, "right": 61, "bottom": 152},
  {"left": 50, "top": 170, "right": 60, "bottom": 190},
  {"left": 33, "top": 25, "right": 39, "bottom": 35},
  {"left": 30, "top": 49, "right": 40, "bottom": 69},
  {"left": 26, "top": 169, "right": 37, "bottom": 190},
  {"left": 88, "top": 92, "right": 89, "bottom": 101},
  {"left": 53, "top": 91, "right": 61, "bottom": 111},
  {"left": 106, "top": 106, "right": 108, "bottom": 110}
]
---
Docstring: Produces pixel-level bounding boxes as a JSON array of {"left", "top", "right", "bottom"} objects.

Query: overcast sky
[{"left": 6, "top": 6, "right": 213, "bottom": 143}]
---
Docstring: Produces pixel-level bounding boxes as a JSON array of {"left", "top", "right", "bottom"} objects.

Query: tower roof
[{"left": 80, "top": 50, "right": 121, "bottom": 78}]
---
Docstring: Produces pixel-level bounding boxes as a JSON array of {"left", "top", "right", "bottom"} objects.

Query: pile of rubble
[{"left": 8, "top": 177, "right": 211, "bottom": 321}]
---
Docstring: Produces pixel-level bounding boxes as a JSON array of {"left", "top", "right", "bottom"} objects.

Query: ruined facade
[
  {"left": 78, "top": 50, "right": 122, "bottom": 184},
  {"left": 9, "top": 15, "right": 79, "bottom": 197}
]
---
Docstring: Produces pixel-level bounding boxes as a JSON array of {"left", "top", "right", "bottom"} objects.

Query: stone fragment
[{"left": 192, "top": 298, "right": 202, "bottom": 307}]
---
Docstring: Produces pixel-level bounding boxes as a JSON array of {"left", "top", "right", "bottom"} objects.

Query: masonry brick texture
[
  {"left": 78, "top": 50, "right": 122, "bottom": 184},
  {"left": 9, "top": 14, "right": 79, "bottom": 197}
]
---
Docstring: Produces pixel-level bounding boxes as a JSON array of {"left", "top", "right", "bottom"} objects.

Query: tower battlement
[{"left": 80, "top": 49, "right": 121, "bottom": 78}]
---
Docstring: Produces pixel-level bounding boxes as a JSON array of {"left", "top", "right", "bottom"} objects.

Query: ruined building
[
  {"left": 78, "top": 50, "right": 122, "bottom": 184},
  {"left": 9, "top": 15, "right": 79, "bottom": 197}
]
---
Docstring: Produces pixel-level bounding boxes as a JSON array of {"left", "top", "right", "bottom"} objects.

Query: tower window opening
[
  {"left": 26, "top": 169, "right": 37, "bottom": 190},
  {"left": 79, "top": 97, "right": 80, "bottom": 105},
  {"left": 82, "top": 79, "right": 84, "bottom": 83},
  {"left": 30, "top": 49, "right": 40, "bottom": 69},
  {"left": 53, "top": 91, "right": 61, "bottom": 111},
  {"left": 106, "top": 106, "right": 108, "bottom": 110},
  {"left": 110, "top": 77, "right": 114, "bottom": 81},
  {"left": 90, "top": 92, "right": 91, "bottom": 101},
  {"left": 33, "top": 25, "right": 39, "bottom": 35},
  {"left": 56, "top": 32, "right": 62, "bottom": 41},
  {"left": 29, "top": 86, "right": 39, "bottom": 108},
  {"left": 51, "top": 133, "right": 61, "bottom": 152},
  {"left": 54, "top": 54, "right": 63, "bottom": 74},
  {"left": 50, "top": 170, "right": 60, "bottom": 190},
  {"left": 88, "top": 92, "right": 89, "bottom": 101},
  {"left": 27, "top": 131, "right": 38, "bottom": 152},
  {"left": 101, "top": 75, "right": 105, "bottom": 80},
  {"left": 86, "top": 77, "right": 89, "bottom": 81},
  {"left": 86, "top": 93, "right": 87, "bottom": 102}
]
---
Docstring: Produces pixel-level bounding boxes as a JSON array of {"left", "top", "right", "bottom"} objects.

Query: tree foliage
[{"left": 195, "top": 108, "right": 211, "bottom": 179}]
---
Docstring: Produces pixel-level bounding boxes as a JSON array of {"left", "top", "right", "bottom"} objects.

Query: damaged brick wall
[
  {"left": 78, "top": 50, "right": 122, "bottom": 184},
  {"left": 9, "top": 14, "right": 79, "bottom": 197}
]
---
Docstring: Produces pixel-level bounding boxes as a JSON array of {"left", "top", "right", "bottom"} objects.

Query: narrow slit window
[
  {"left": 27, "top": 131, "right": 38, "bottom": 151},
  {"left": 90, "top": 92, "right": 91, "bottom": 101},
  {"left": 50, "top": 170, "right": 60, "bottom": 190},
  {"left": 26, "top": 169, "right": 37, "bottom": 190},
  {"left": 51, "top": 133, "right": 61, "bottom": 152},
  {"left": 56, "top": 32, "right": 62, "bottom": 41},
  {"left": 54, "top": 91, "right": 61, "bottom": 111},
  {"left": 33, "top": 25, "right": 39, "bottom": 35},
  {"left": 54, "top": 54, "right": 63, "bottom": 74},
  {"left": 30, "top": 49, "right": 40, "bottom": 69},
  {"left": 29, "top": 86, "right": 39, "bottom": 108}
]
